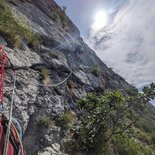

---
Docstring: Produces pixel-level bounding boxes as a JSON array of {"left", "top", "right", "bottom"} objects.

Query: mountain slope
[{"left": 0, "top": 0, "right": 155, "bottom": 154}]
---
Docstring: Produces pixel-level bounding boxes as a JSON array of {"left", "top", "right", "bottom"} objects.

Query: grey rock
[
  {"left": 2, "top": 1, "right": 133, "bottom": 155},
  {"left": 73, "top": 70, "right": 90, "bottom": 85},
  {"left": 6, "top": 44, "right": 41, "bottom": 68},
  {"left": 87, "top": 73, "right": 102, "bottom": 88}
]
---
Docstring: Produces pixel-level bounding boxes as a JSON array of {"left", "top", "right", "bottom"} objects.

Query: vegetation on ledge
[
  {"left": 51, "top": 6, "right": 69, "bottom": 30},
  {"left": 65, "top": 83, "right": 155, "bottom": 155},
  {"left": 0, "top": 0, "right": 40, "bottom": 48}
]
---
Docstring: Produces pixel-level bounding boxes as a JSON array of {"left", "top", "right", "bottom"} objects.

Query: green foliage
[
  {"left": 37, "top": 117, "right": 54, "bottom": 128},
  {"left": 137, "top": 131, "right": 152, "bottom": 145},
  {"left": 54, "top": 86, "right": 62, "bottom": 95},
  {"left": 91, "top": 65, "right": 101, "bottom": 77},
  {"left": 51, "top": 6, "right": 69, "bottom": 29},
  {"left": 41, "top": 68, "right": 52, "bottom": 85},
  {"left": 58, "top": 111, "right": 77, "bottom": 129},
  {"left": 113, "top": 134, "right": 153, "bottom": 155},
  {"left": 61, "top": 15, "right": 68, "bottom": 29},
  {"left": 125, "top": 87, "right": 138, "bottom": 96},
  {"left": 143, "top": 83, "right": 155, "bottom": 100},
  {"left": 27, "top": 33, "right": 40, "bottom": 50},
  {"left": 41, "top": 68, "right": 49, "bottom": 79},
  {"left": 135, "top": 118, "right": 152, "bottom": 132},
  {"left": 114, "top": 135, "right": 141, "bottom": 155},
  {"left": 53, "top": 12, "right": 61, "bottom": 25},
  {"left": 150, "top": 130, "right": 155, "bottom": 143},
  {"left": 0, "top": 0, "right": 40, "bottom": 48},
  {"left": 69, "top": 83, "right": 155, "bottom": 154},
  {"left": 74, "top": 91, "right": 128, "bottom": 152}
]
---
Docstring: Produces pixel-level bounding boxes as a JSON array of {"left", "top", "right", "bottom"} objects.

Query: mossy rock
[{"left": 37, "top": 117, "right": 54, "bottom": 128}]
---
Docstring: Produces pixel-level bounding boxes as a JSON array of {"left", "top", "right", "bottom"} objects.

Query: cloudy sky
[
  {"left": 55, "top": 0, "right": 128, "bottom": 35},
  {"left": 55, "top": 0, "right": 155, "bottom": 89}
]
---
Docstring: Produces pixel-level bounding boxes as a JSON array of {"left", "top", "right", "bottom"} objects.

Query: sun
[{"left": 92, "top": 11, "right": 108, "bottom": 31}]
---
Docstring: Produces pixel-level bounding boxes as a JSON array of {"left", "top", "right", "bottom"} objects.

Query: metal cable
[
  {"left": 17, "top": 69, "right": 73, "bottom": 87},
  {"left": 0, "top": 29, "right": 82, "bottom": 155}
]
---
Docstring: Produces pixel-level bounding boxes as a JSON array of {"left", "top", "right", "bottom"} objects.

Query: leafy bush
[
  {"left": 58, "top": 111, "right": 77, "bottom": 129},
  {"left": 51, "top": 6, "right": 68, "bottom": 29},
  {"left": 0, "top": 0, "right": 40, "bottom": 48},
  {"left": 60, "top": 14, "right": 68, "bottom": 29},
  {"left": 27, "top": 33, "right": 40, "bottom": 50},
  {"left": 37, "top": 117, "right": 54, "bottom": 128},
  {"left": 125, "top": 87, "right": 138, "bottom": 96},
  {"left": 73, "top": 91, "right": 128, "bottom": 152},
  {"left": 134, "top": 118, "right": 153, "bottom": 133},
  {"left": 41, "top": 68, "right": 49, "bottom": 79},
  {"left": 69, "top": 84, "right": 155, "bottom": 154},
  {"left": 53, "top": 12, "right": 61, "bottom": 25},
  {"left": 137, "top": 131, "right": 152, "bottom": 145},
  {"left": 150, "top": 131, "right": 155, "bottom": 143},
  {"left": 113, "top": 134, "right": 152, "bottom": 155},
  {"left": 91, "top": 65, "right": 101, "bottom": 77}
]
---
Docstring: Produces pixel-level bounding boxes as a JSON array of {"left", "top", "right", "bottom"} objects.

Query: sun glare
[{"left": 92, "top": 11, "right": 108, "bottom": 31}]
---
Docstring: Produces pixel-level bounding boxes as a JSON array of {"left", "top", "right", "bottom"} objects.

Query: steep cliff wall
[{"left": 1, "top": 0, "right": 141, "bottom": 155}]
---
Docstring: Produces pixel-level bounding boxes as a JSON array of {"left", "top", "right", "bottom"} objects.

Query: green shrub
[
  {"left": 41, "top": 68, "right": 49, "bottom": 79},
  {"left": 41, "top": 68, "right": 52, "bottom": 85},
  {"left": 58, "top": 111, "right": 77, "bottom": 129},
  {"left": 137, "top": 131, "right": 152, "bottom": 145},
  {"left": 0, "top": 0, "right": 40, "bottom": 48},
  {"left": 150, "top": 131, "right": 155, "bottom": 143},
  {"left": 113, "top": 134, "right": 151, "bottom": 155},
  {"left": 60, "top": 13, "right": 68, "bottom": 29},
  {"left": 27, "top": 33, "right": 40, "bottom": 50},
  {"left": 53, "top": 12, "right": 61, "bottom": 25},
  {"left": 37, "top": 117, "right": 54, "bottom": 128},
  {"left": 70, "top": 84, "right": 155, "bottom": 153},
  {"left": 125, "top": 87, "right": 138, "bottom": 96},
  {"left": 54, "top": 86, "right": 62, "bottom": 95},
  {"left": 134, "top": 118, "right": 152, "bottom": 133},
  {"left": 51, "top": 6, "right": 68, "bottom": 29},
  {"left": 115, "top": 134, "right": 141, "bottom": 155},
  {"left": 91, "top": 65, "right": 101, "bottom": 77},
  {"left": 73, "top": 91, "right": 128, "bottom": 152}
]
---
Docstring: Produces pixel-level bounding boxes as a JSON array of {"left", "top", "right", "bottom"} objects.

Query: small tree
[{"left": 70, "top": 83, "right": 155, "bottom": 154}]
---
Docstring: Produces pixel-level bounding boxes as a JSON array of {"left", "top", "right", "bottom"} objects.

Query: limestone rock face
[
  {"left": 2, "top": 0, "right": 132, "bottom": 155},
  {"left": 38, "top": 144, "right": 68, "bottom": 155}
]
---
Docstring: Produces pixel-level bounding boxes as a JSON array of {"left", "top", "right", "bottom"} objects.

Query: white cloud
[{"left": 85, "top": 0, "right": 155, "bottom": 87}]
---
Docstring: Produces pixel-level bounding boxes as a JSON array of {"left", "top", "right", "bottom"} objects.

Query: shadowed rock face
[{"left": 3, "top": 0, "right": 132, "bottom": 155}]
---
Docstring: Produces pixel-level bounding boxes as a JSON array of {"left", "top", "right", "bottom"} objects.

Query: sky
[
  {"left": 55, "top": 0, "right": 128, "bottom": 35},
  {"left": 55, "top": 0, "right": 155, "bottom": 90}
]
